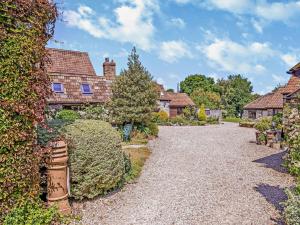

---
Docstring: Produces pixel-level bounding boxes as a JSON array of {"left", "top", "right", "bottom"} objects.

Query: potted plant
[{"left": 254, "top": 117, "right": 272, "bottom": 145}]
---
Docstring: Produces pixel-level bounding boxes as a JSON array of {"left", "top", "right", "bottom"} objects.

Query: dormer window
[
  {"left": 81, "top": 83, "right": 92, "bottom": 94},
  {"left": 52, "top": 83, "right": 64, "bottom": 93}
]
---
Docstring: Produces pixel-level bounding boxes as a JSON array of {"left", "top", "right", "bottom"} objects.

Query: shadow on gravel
[
  {"left": 255, "top": 183, "right": 287, "bottom": 212},
  {"left": 253, "top": 151, "right": 288, "bottom": 174},
  {"left": 254, "top": 184, "right": 287, "bottom": 225}
]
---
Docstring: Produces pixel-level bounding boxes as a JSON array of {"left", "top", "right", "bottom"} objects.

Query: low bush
[
  {"left": 56, "top": 109, "right": 80, "bottom": 121},
  {"left": 254, "top": 117, "right": 272, "bottom": 132},
  {"left": 183, "top": 106, "right": 196, "bottom": 120},
  {"left": 65, "top": 120, "right": 125, "bottom": 200},
  {"left": 152, "top": 111, "right": 169, "bottom": 123},
  {"left": 3, "top": 200, "right": 65, "bottom": 225},
  {"left": 283, "top": 188, "right": 300, "bottom": 225},
  {"left": 207, "top": 117, "right": 219, "bottom": 124},
  {"left": 170, "top": 115, "right": 187, "bottom": 125},
  {"left": 146, "top": 122, "right": 159, "bottom": 137}
]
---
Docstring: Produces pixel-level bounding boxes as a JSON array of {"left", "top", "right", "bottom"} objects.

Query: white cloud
[
  {"left": 172, "top": 0, "right": 300, "bottom": 32},
  {"left": 64, "top": 0, "right": 158, "bottom": 51},
  {"left": 159, "top": 40, "right": 193, "bottom": 63},
  {"left": 168, "top": 17, "right": 186, "bottom": 29},
  {"left": 200, "top": 38, "right": 275, "bottom": 74},
  {"left": 281, "top": 54, "right": 298, "bottom": 67}
]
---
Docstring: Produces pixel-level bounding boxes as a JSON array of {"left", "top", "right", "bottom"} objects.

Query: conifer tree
[{"left": 109, "top": 47, "right": 158, "bottom": 124}]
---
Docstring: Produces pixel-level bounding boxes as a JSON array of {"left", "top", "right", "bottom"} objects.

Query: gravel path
[{"left": 75, "top": 123, "right": 294, "bottom": 225}]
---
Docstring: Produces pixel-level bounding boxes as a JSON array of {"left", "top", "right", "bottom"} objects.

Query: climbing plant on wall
[{"left": 0, "top": 0, "right": 57, "bottom": 221}]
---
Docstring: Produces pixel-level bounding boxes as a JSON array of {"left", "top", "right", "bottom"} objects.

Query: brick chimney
[{"left": 103, "top": 57, "right": 116, "bottom": 80}]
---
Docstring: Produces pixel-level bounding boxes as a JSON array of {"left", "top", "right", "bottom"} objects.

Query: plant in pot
[{"left": 254, "top": 117, "right": 272, "bottom": 145}]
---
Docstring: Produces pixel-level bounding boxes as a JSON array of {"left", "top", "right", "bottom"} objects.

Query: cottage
[
  {"left": 243, "top": 62, "right": 300, "bottom": 119},
  {"left": 157, "top": 84, "right": 195, "bottom": 118},
  {"left": 46, "top": 48, "right": 115, "bottom": 109}
]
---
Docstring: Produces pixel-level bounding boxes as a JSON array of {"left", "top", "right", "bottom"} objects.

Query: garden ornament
[{"left": 123, "top": 123, "right": 133, "bottom": 141}]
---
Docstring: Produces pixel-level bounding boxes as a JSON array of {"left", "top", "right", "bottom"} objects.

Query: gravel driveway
[{"left": 76, "top": 123, "right": 294, "bottom": 225}]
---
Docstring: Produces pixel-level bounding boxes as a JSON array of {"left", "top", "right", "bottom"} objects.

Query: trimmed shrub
[
  {"left": 152, "top": 111, "right": 169, "bottom": 123},
  {"left": 198, "top": 104, "right": 207, "bottom": 121},
  {"left": 283, "top": 189, "right": 300, "bottom": 225},
  {"left": 56, "top": 109, "right": 80, "bottom": 121},
  {"left": 146, "top": 122, "right": 159, "bottom": 136},
  {"left": 3, "top": 200, "right": 64, "bottom": 225},
  {"left": 207, "top": 117, "right": 219, "bottom": 124},
  {"left": 65, "top": 120, "right": 125, "bottom": 199}
]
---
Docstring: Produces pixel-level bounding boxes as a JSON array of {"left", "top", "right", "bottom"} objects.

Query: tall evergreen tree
[{"left": 109, "top": 47, "right": 158, "bottom": 124}]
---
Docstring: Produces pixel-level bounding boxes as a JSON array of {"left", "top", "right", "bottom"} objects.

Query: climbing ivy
[{"left": 0, "top": 0, "right": 57, "bottom": 221}]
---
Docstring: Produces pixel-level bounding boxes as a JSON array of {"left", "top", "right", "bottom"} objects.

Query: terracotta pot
[{"left": 47, "top": 140, "right": 71, "bottom": 214}]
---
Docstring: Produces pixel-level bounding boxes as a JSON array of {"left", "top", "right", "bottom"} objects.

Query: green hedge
[
  {"left": 65, "top": 120, "right": 126, "bottom": 199},
  {"left": 56, "top": 109, "right": 80, "bottom": 121},
  {"left": 0, "top": 0, "right": 57, "bottom": 221}
]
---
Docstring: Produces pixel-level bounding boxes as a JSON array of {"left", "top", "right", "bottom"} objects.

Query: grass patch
[
  {"left": 222, "top": 117, "right": 242, "bottom": 123},
  {"left": 124, "top": 147, "right": 151, "bottom": 183}
]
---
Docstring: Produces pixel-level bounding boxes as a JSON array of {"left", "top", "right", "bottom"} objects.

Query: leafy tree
[
  {"left": 198, "top": 104, "right": 207, "bottom": 121},
  {"left": 191, "top": 88, "right": 221, "bottom": 109},
  {"left": 109, "top": 47, "right": 158, "bottom": 125},
  {"left": 217, "top": 75, "right": 253, "bottom": 117},
  {"left": 180, "top": 74, "right": 218, "bottom": 95},
  {"left": 166, "top": 88, "right": 174, "bottom": 93}
]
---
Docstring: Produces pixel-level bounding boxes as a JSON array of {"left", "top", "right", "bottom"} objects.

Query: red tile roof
[
  {"left": 46, "top": 48, "right": 97, "bottom": 76},
  {"left": 46, "top": 48, "right": 111, "bottom": 105},
  {"left": 168, "top": 93, "right": 195, "bottom": 107},
  {"left": 156, "top": 83, "right": 195, "bottom": 107}
]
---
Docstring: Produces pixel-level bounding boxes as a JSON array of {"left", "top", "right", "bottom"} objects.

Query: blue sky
[{"left": 48, "top": 0, "right": 300, "bottom": 94}]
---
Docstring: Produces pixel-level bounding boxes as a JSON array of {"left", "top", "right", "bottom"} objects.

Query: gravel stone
[{"left": 74, "top": 123, "right": 294, "bottom": 225}]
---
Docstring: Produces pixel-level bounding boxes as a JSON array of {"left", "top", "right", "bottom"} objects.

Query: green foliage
[
  {"left": 206, "top": 117, "right": 219, "bottom": 124},
  {"left": 146, "top": 122, "right": 159, "bottom": 137},
  {"left": 56, "top": 109, "right": 80, "bottom": 121},
  {"left": 0, "top": 0, "right": 57, "bottom": 221},
  {"left": 81, "top": 105, "right": 108, "bottom": 121},
  {"left": 198, "top": 104, "right": 207, "bottom": 121},
  {"left": 180, "top": 74, "right": 218, "bottom": 95},
  {"left": 3, "top": 200, "right": 65, "bottom": 225},
  {"left": 272, "top": 112, "right": 283, "bottom": 129},
  {"left": 182, "top": 106, "right": 196, "bottom": 120},
  {"left": 152, "top": 111, "right": 169, "bottom": 124},
  {"left": 65, "top": 120, "right": 125, "bottom": 200},
  {"left": 217, "top": 75, "right": 253, "bottom": 117},
  {"left": 254, "top": 117, "right": 272, "bottom": 132},
  {"left": 191, "top": 88, "right": 221, "bottom": 109},
  {"left": 166, "top": 89, "right": 174, "bottom": 93},
  {"left": 283, "top": 105, "right": 300, "bottom": 176},
  {"left": 37, "top": 119, "right": 69, "bottom": 147},
  {"left": 283, "top": 188, "right": 300, "bottom": 225},
  {"left": 222, "top": 117, "right": 242, "bottom": 123},
  {"left": 109, "top": 47, "right": 158, "bottom": 124}
]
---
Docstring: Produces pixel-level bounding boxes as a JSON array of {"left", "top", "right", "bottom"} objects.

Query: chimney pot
[{"left": 105, "top": 57, "right": 109, "bottom": 62}]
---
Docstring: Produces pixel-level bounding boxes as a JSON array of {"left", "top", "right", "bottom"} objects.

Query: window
[
  {"left": 52, "top": 83, "right": 63, "bottom": 93},
  {"left": 81, "top": 84, "right": 92, "bottom": 94}
]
